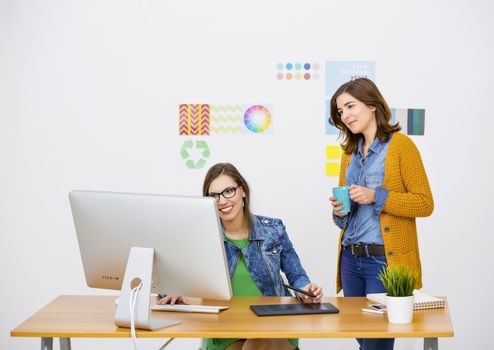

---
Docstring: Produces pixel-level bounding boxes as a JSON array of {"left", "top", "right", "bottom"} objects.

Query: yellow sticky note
[
  {"left": 326, "top": 145, "right": 340, "bottom": 159},
  {"left": 326, "top": 162, "right": 339, "bottom": 177}
]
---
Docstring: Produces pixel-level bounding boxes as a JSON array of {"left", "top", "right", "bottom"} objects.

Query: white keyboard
[{"left": 151, "top": 304, "right": 229, "bottom": 314}]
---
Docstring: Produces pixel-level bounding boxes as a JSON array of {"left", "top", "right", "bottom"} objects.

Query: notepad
[{"left": 367, "top": 290, "right": 445, "bottom": 310}]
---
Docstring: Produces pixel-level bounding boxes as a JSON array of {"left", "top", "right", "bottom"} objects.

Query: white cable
[
  {"left": 157, "top": 338, "right": 175, "bottom": 350},
  {"left": 130, "top": 282, "right": 142, "bottom": 350},
  {"left": 130, "top": 283, "right": 141, "bottom": 350},
  {"left": 129, "top": 283, "right": 175, "bottom": 350}
]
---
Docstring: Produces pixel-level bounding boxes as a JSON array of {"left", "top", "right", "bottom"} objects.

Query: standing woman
[
  {"left": 328, "top": 78, "right": 433, "bottom": 350},
  {"left": 161, "top": 162, "right": 323, "bottom": 350}
]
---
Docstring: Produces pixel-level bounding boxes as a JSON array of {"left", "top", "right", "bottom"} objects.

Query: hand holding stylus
[{"left": 284, "top": 283, "right": 323, "bottom": 303}]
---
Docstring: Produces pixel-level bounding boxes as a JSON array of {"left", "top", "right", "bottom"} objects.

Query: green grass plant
[{"left": 377, "top": 264, "right": 418, "bottom": 297}]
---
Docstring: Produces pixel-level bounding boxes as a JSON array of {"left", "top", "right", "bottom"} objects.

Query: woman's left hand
[
  {"left": 349, "top": 185, "right": 375, "bottom": 205},
  {"left": 299, "top": 283, "right": 323, "bottom": 303},
  {"left": 157, "top": 295, "right": 189, "bottom": 305}
]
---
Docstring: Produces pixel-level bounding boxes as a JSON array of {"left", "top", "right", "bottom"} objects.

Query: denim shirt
[
  {"left": 334, "top": 135, "right": 391, "bottom": 246},
  {"left": 222, "top": 215, "right": 310, "bottom": 296}
]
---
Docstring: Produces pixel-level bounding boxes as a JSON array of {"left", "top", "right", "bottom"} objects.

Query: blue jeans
[{"left": 340, "top": 247, "right": 395, "bottom": 350}]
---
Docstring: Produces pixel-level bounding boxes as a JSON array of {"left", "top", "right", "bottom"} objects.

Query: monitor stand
[{"left": 114, "top": 247, "right": 180, "bottom": 330}]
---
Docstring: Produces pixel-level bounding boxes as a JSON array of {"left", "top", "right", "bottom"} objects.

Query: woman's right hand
[
  {"left": 157, "top": 295, "right": 189, "bottom": 305},
  {"left": 329, "top": 196, "right": 348, "bottom": 218},
  {"left": 300, "top": 283, "right": 323, "bottom": 303}
]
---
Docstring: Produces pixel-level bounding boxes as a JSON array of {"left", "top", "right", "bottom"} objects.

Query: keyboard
[{"left": 151, "top": 304, "right": 229, "bottom": 314}]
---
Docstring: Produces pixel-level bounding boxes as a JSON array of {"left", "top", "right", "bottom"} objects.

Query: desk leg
[
  {"left": 424, "top": 337, "right": 438, "bottom": 350},
  {"left": 41, "top": 338, "right": 53, "bottom": 350},
  {"left": 60, "top": 338, "right": 72, "bottom": 350}
]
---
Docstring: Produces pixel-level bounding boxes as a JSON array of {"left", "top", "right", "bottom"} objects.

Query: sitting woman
[{"left": 159, "top": 162, "right": 323, "bottom": 350}]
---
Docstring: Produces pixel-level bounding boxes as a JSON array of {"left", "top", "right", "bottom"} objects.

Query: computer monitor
[{"left": 69, "top": 190, "right": 232, "bottom": 330}]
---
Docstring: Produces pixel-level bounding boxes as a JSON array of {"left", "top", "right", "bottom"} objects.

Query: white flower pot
[{"left": 385, "top": 295, "right": 414, "bottom": 324}]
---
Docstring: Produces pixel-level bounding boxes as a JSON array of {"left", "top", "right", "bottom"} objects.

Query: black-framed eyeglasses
[{"left": 208, "top": 186, "right": 240, "bottom": 202}]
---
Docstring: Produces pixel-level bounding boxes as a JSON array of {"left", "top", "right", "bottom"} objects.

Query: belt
[{"left": 343, "top": 244, "right": 385, "bottom": 257}]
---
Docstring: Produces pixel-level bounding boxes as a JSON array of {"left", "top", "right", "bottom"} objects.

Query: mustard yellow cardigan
[{"left": 336, "top": 132, "right": 434, "bottom": 293}]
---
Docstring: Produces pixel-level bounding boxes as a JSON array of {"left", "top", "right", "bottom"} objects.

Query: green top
[
  {"left": 229, "top": 237, "right": 262, "bottom": 297},
  {"left": 206, "top": 237, "right": 298, "bottom": 350}
]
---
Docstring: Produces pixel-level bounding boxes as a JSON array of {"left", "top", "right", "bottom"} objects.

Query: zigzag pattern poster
[{"left": 210, "top": 104, "right": 243, "bottom": 134}]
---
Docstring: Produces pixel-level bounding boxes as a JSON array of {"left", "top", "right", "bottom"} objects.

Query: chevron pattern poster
[
  {"left": 210, "top": 104, "right": 243, "bottom": 134},
  {"left": 325, "top": 61, "right": 376, "bottom": 135},
  {"left": 390, "top": 108, "right": 426, "bottom": 136},
  {"left": 179, "top": 104, "right": 210, "bottom": 135}
]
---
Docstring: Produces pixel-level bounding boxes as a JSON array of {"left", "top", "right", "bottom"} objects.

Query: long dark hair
[
  {"left": 202, "top": 162, "right": 252, "bottom": 231},
  {"left": 329, "top": 78, "right": 401, "bottom": 154}
]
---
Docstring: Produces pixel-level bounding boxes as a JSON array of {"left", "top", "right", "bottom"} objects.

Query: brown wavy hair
[
  {"left": 329, "top": 78, "right": 401, "bottom": 154},
  {"left": 202, "top": 162, "right": 252, "bottom": 231}
]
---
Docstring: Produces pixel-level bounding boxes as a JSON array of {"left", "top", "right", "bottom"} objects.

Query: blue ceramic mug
[{"left": 332, "top": 186, "right": 351, "bottom": 214}]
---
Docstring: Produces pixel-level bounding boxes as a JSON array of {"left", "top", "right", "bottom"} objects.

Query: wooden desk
[{"left": 11, "top": 295, "right": 453, "bottom": 350}]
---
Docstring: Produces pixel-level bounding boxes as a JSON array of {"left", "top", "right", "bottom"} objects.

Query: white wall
[{"left": 1, "top": 0, "right": 493, "bottom": 349}]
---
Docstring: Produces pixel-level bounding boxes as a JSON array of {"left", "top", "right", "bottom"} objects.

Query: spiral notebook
[{"left": 367, "top": 290, "right": 445, "bottom": 310}]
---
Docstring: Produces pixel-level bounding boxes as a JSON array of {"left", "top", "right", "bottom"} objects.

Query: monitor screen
[{"left": 69, "top": 190, "right": 232, "bottom": 301}]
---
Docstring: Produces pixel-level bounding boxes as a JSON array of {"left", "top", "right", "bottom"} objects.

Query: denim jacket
[{"left": 222, "top": 215, "right": 310, "bottom": 296}]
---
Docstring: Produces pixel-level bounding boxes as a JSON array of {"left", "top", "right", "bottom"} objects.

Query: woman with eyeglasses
[
  {"left": 160, "top": 162, "right": 323, "bottom": 350},
  {"left": 329, "top": 78, "right": 434, "bottom": 350}
]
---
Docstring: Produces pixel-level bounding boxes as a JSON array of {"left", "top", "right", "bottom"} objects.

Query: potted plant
[{"left": 377, "top": 264, "right": 418, "bottom": 324}]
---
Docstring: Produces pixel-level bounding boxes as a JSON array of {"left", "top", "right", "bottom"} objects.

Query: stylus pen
[{"left": 283, "top": 283, "right": 316, "bottom": 298}]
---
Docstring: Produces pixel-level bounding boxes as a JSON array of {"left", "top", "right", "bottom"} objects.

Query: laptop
[{"left": 250, "top": 302, "right": 339, "bottom": 316}]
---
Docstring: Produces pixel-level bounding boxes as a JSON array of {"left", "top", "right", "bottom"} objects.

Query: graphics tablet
[{"left": 250, "top": 302, "right": 339, "bottom": 316}]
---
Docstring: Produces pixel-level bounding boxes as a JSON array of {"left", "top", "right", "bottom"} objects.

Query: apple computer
[{"left": 69, "top": 190, "right": 232, "bottom": 331}]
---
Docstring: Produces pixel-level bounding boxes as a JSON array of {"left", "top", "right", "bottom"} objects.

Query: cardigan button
[
  {"left": 387, "top": 251, "right": 394, "bottom": 256},
  {"left": 384, "top": 227, "right": 390, "bottom": 233}
]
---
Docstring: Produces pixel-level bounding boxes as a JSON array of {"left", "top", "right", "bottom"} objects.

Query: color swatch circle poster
[{"left": 243, "top": 105, "right": 272, "bottom": 133}]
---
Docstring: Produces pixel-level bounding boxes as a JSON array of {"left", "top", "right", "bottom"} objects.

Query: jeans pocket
[{"left": 370, "top": 254, "right": 387, "bottom": 266}]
